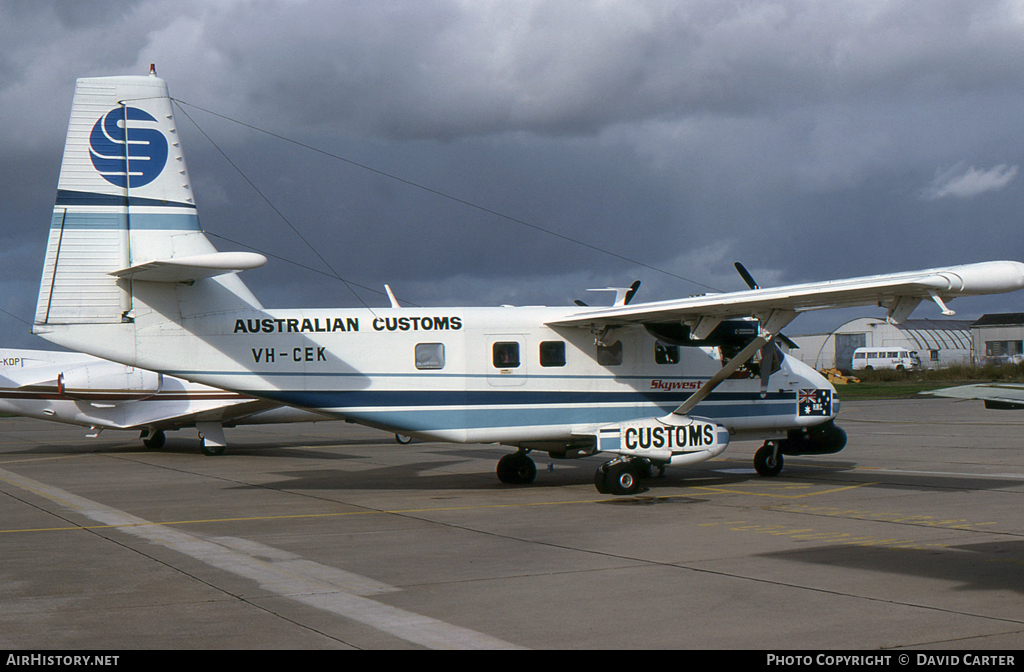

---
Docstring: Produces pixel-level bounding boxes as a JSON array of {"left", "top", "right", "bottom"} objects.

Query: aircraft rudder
[{"left": 35, "top": 72, "right": 260, "bottom": 336}]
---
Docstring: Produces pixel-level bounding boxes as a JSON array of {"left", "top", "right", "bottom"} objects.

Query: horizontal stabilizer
[{"left": 111, "top": 252, "right": 267, "bottom": 283}]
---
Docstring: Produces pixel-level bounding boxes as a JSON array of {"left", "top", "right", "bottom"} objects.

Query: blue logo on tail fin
[{"left": 89, "top": 107, "right": 168, "bottom": 188}]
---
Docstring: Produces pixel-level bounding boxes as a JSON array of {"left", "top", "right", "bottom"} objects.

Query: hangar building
[
  {"left": 788, "top": 317, "right": 973, "bottom": 372},
  {"left": 972, "top": 313, "right": 1024, "bottom": 364}
]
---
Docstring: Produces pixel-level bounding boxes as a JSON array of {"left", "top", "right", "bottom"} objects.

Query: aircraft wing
[
  {"left": 925, "top": 383, "right": 1024, "bottom": 409},
  {"left": 546, "top": 261, "right": 1024, "bottom": 333}
]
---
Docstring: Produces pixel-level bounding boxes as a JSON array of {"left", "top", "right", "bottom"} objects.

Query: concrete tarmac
[{"left": 1, "top": 397, "right": 1023, "bottom": 650}]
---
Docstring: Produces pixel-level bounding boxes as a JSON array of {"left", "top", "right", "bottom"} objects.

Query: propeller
[
  {"left": 734, "top": 262, "right": 796, "bottom": 396},
  {"left": 734, "top": 262, "right": 799, "bottom": 350}
]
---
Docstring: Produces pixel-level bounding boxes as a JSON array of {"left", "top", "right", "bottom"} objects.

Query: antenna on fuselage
[{"left": 384, "top": 284, "right": 401, "bottom": 308}]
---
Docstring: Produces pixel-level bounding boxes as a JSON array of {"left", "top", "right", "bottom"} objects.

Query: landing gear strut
[
  {"left": 754, "top": 441, "right": 783, "bottom": 477},
  {"left": 142, "top": 429, "right": 165, "bottom": 450},
  {"left": 496, "top": 451, "right": 537, "bottom": 485},
  {"left": 197, "top": 422, "right": 226, "bottom": 456}
]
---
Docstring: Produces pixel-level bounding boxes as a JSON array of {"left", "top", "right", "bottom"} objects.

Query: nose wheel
[{"left": 754, "top": 441, "right": 783, "bottom": 477}]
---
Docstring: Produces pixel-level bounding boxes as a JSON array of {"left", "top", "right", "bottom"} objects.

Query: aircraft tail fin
[{"left": 33, "top": 72, "right": 263, "bottom": 355}]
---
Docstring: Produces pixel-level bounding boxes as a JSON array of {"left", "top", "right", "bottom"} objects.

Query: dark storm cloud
[{"left": 2, "top": 0, "right": 1024, "bottom": 348}]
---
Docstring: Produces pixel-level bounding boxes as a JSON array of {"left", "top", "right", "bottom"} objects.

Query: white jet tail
[{"left": 34, "top": 73, "right": 265, "bottom": 362}]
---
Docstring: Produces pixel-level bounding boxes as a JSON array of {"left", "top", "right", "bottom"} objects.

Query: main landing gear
[
  {"left": 141, "top": 429, "right": 166, "bottom": 450},
  {"left": 593, "top": 457, "right": 664, "bottom": 496},
  {"left": 496, "top": 450, "right": 538, "bottom": 485},
  {"left": 496, "top": 450, "right": 667, "bottom": 495},
  {"left": 142, "top": 424, "right": 229, "bottom": 456}
]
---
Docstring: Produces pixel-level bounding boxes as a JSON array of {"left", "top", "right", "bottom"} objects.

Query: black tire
[
  {"left": 395, "top": 434, "right": 412, "bottom": 444},
  {"left": 143, "top": 430, "right": 165, "bottom": 450},
  {"left": 496, "top": 453, "right": 537, "bottom": 484},
  {"left": 754, "top": 443, "right": 783, "bottom": 477},
  {"left": 594, "top": 465, "right": 610, "bottom": 494},
  {"left": 200, "top": 437, "right": 225, "bottom": 457},
  {"left": 606, "top": 461, "right": 641, "bottom": 495}
]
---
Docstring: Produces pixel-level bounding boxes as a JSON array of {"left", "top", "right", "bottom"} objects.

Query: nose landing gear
[{"left": 754, "top": 441, "right": 783, "bottom": 477}]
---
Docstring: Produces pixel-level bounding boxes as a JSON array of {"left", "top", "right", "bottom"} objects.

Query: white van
[{"left": 851, "top": 347, "right": 922, "bottom": 371}]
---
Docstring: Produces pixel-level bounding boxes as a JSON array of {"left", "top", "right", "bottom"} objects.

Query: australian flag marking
[{"left": 798, "top": 389, "right": 832, "bottom": 417}]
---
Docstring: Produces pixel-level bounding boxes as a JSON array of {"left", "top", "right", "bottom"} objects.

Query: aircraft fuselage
[{"left": 108, "top": 304, "right": 838, "bottom": 448}]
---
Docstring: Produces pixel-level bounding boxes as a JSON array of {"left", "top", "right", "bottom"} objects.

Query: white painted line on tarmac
[
  {"left": 0, "top": 467, "right": 523, "bottom": 650},
  {"left": 860, "top": 467, "right": 1024, "bottom": 480}
]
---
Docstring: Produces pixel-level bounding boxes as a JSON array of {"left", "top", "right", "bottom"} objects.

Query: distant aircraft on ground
[
  {"left": 29, "top": 71, "right": 1024, "bottom": 494},
  {"left": 0, "top": 348, "right": 329, "bottom": 454}
]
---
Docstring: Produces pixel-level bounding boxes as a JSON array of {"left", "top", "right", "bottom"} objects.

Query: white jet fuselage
[{"left": 0, "top": 348, "right": 327, "bottom": 434}]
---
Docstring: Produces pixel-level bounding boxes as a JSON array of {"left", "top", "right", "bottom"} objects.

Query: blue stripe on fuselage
[{"left": 251, "top": 389, "right": 799, "bottom": 431}]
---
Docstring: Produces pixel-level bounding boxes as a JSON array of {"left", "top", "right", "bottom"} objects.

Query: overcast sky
[{"left": 2, "top": 0, "right": 1024, "bottom": 348}]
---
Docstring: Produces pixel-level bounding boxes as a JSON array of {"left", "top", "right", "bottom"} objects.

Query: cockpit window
[{"left": 655, "top": 342, "right": 679, "bottom": 365}]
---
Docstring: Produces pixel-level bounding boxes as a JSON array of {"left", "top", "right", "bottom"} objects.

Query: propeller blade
[
  {"left": 624, "top": 280, "right": 641, "bottom": 305},
  {"left": 777, "top": 333, "right": 799, "bottom": 350},
  {"left": 759, "top": 337, "right": 783, "bottom": 397},
  {"left": 734, "top": 262, "right": 759, "bottom": 290}
]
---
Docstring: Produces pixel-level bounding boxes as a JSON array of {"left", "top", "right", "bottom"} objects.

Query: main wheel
[
  {"left": 200, "top": 437, "right": 226, "bottom": 457},
  {"left": 606, "top": 461, "right": 641, "bottom": 495},
  {"left": 395, "top": 434, "right": 412, "bottom": 444},
  {"left": 754, "top": 442, "right": 783, "bottom": 477},
  {"left": 143, "top": 430, "right": 166, "bottom": 450},
  {"left": 594, "top": 465, "right": 610, "bottom": 494},
  {"left": 496, "top": 453, "right": 537, "bottom": 485}
]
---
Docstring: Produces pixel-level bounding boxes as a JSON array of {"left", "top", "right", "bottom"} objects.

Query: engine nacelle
[
  {"left": 778, "top": 420, "right": 847, "bottom": 456},
  {"left": 644, "top": 319, "right": 758, "bottom": 348},
  {"left": 596, "top": 415, "right": 730, "bottom": 466},
  {"left": 57, "top": 363, "right": 163, "bottom": 402}
]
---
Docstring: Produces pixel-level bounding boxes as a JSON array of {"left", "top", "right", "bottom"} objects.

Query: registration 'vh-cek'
[{"left": 32, "top": 72, "right": 1024, "bottom": 494}]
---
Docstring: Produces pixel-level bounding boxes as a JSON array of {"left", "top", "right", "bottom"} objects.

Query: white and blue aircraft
[
  {"left": 29, "top": 72, "right": 1024, "bottom": 494},
  {"left": 0, "top": 348, "right": 330, "bottom": 453}
]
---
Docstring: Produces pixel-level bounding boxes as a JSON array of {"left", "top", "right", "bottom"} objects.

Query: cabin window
[
  {"left": 887, "top": 351, "right": 898, "bottom": 358},
  {"left": 597, "top": 341, "right": 623, "bottom": 366},
  {"left": 493, "top": 342, "right": 520, "bottom": 368},
  {"left": 539, "top": 341, "right": 566, "bottom": 367},
  {"left": 655, "top": 342, "right": 679, "bottom": 365},
  {"left": 415, "top": 343, "right": 445, "bottom": 370},
  {"left": 854, "top": 352, "right": 865, "bottom": 359}
]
